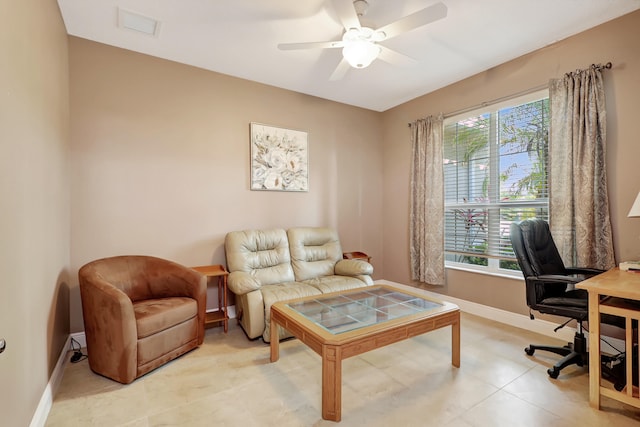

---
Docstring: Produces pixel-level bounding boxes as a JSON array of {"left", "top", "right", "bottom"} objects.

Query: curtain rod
[
  {"left": 407, "top": 61, "right": 613, "bottom": 127},
  {"left": 568, "top": 61, "right": 612, "bottom": 76}
]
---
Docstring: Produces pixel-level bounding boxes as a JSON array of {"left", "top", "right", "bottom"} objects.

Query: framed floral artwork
[{"left": 250, "top": 123, "right": 309, "bottom": 192}]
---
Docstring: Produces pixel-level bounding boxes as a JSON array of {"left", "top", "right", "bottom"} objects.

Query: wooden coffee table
[{"left": 270, "top": 284, "right": 460, "bottom": 422}]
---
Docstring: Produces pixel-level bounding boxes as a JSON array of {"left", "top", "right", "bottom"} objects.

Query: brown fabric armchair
[{"left": 78, "top": 255, "right": 206, "bottom": 384}]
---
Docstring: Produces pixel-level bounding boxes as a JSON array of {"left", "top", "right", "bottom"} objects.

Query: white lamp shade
[
  {"left": 628, "top": 192, "right": 640, "bottom": 217},
  {"left": 342, "top": 40, "right": 380, "bottom": 69}
]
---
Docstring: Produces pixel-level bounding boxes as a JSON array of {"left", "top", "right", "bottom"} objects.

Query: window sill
[{"left": 445, "top": 263, "right": 524, "bottom": 281}]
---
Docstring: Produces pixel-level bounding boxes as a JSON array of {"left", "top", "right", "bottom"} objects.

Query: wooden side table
[
  {"left": 192, "top": 265, "right": 229, "bottom": 333},
  {"left": 342, "top": 251, "right": 371, "bottom": 263}
]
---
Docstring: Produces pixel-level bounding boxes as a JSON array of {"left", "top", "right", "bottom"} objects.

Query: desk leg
[
  {"left": 322, "top": 345, "right": 342, "bottom": 422},
  {"left": 452, "top": 312, "right": 461, "bottom": 368},
  {"left": 587, "top": 292, "right": 601, "bottom": 409}
]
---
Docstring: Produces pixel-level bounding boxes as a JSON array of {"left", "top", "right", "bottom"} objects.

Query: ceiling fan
[{"left": 277, "top": 0, "right": 448, "bottom": 80}]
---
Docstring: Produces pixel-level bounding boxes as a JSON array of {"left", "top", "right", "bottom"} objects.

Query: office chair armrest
[
  {"left": 529, "top": 274, "right": 582, "bottom": 284},
  {"left": 565, "top": 267, "right": 605, "bottom": 276}
]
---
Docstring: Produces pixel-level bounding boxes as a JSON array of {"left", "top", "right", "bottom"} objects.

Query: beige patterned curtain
[
  {"left": 409, "top": 115, "right": 445, "bottom": 285},
  {"left": 549, "top": 65, "right": 615, "bottom": 270}
]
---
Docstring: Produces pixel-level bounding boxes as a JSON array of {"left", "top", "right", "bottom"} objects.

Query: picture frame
[{"left": 250, "top": 122, "right": 309, "bottom": 192}]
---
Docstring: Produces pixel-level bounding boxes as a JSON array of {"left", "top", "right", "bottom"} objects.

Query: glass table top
[{"left": 286, "top": 286, "right": 443, "bottom": 335}]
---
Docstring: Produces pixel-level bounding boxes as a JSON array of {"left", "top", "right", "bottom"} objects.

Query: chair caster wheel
[
  {"left": 525, "top": 346, "right": 535, "bottom": 356},
  {"left": 547, "top": 367, "right": 559, "bottom": 379}
]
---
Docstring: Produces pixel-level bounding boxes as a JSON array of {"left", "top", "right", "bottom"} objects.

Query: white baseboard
[
  {"left": 375, "top": 279, "right": 625, "bottom": 354},
  {"left": 376, "top": 279, "right": 574, "bottom": 342},
  {"left": 29, "top": 335, "right": 75, "bottom": 427}
]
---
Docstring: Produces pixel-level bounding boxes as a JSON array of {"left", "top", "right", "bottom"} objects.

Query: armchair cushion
[{"left": 134, "top": 297, "right": 197, "bottom": 339}]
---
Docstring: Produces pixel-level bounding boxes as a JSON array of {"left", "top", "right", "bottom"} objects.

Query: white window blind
[{"left": 443, "top": 90, "right": 549, "bottom": 271}]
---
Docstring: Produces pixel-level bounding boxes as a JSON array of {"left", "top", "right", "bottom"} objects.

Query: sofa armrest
[
  {"left": 78, "top": 276, "right": 138, "bottom": 383},
  {"left": 335, "top": 259, "right": 373, "bottom": 276},
  {"left": 228, "top": 271, "right": 261, "bottom": 295}
]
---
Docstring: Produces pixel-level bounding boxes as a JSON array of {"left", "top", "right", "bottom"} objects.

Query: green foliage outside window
[{"left": 444, "top": 96, "right": 550, "bottom": 272}]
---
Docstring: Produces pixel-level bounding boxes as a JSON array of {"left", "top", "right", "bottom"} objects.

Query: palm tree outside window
[{"left": 443, "top": 90, "right": 550, "bottom": 274}]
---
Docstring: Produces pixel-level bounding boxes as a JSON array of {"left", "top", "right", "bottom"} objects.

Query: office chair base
[
  {"left": 524, "top": 344, "right": 573, "bottom": 358},
  {"left": 546, "top": 350, "right": 585, "bottom": 379},
  {"left": 526, "top": 341, "right": 621, "bottom": 382},
  {"left": 525, "top": 332, "right": 588, "bottom": 379}
]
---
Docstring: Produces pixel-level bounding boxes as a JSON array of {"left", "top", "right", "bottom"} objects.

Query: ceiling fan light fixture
[
  {"left": 342, "top": 40, "right": 380, "bottom": 68},
  {"left": 341, "top": 27, "right": 379, "bottom": 69}
]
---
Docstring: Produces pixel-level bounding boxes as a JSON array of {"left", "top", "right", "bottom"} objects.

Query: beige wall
[
  {"left": 66, "top": 8, "right": 640, "bottom": 338},
  {"left": 0, "top": 1, "right": 70, "bottom": 426},
  {"left": 381, "top": 11, "right": 640, "bottom": 316},
  {"left": 68, "top": 37, "right": 384, "bottom": 332}
]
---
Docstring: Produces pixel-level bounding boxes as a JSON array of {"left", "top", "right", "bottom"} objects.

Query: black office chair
[{"left": 510, "top": 218, "right": 621, "bottom": 379}]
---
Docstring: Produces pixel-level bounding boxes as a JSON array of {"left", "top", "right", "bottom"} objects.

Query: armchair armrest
[
  {"left": 335, "top": 259, "right": 373, "bottom": 276},
  {"left": 146, "top": 261, "right": 207, "bottom": 302},
  {"left": 79, "top": 276, "right": 138, "bottom": 382},
  {"left": 228, "top": 271, "right": 261, "bottom": 295}
]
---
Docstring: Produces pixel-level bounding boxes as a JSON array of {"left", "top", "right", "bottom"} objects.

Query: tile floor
[{"left": 46, "top": 313, "right": 640, "bottom": 426}]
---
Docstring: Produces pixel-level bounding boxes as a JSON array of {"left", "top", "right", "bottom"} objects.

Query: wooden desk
[
  {"left": 192, "top": 265, "right": 229, "bottom": 332},
  {"left": 576, "top": 268, "right": 640, "bottom": 409}
]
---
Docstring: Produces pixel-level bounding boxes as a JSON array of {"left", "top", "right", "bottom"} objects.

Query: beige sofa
[
  {"left": 225, "top": 227, "right": 374, "bottom": 342},
  {"left": 78, "top": 255, "right": 206, "bottom": 384}
]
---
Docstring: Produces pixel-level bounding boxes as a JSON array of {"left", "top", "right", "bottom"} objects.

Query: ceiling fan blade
[
  {"left": 377, "top": 45, "right": 416, "bottom": 66},
  {"left": 376, "top": 2, "right": 447, "bottom": 40},
  {"left": 278, "top": 41, "right": 344, "bottom": 50},
  {"left": 329, "top": 58, "right": 351, "bottom": 81},
  {"left": 332, "top": 0, "right": 361, "bottom": 30}
]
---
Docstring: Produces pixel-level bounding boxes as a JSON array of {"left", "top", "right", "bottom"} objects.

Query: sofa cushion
[
  {"left": 134, "top": 297, "right": 197, "bottom": 339},
  {"left": 302, "top": 275, "right": 371, "bottom": 294},
  {"left": 261, "top": 282, "right": 322, "bottom": 341},
  {"left": 288, "top": 227, "right": 343, "bottom": 281},
  {"left": 226, "top": 229, "right": 295, "bottom": 287}
]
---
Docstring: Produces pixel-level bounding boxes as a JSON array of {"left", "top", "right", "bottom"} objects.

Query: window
[{"left": 443, "top": 90, "right": 549, "bottom": 274}]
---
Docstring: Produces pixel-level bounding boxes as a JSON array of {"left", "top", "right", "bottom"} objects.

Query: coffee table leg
[
  {"left": 270, "top": 318, "right": 279, "bottom": 362},
  {"left": 452, "top": 312, "right": 460, "bottom": 368},
  {"left": 322, "top": 345, "right": 342, "bottom": 421}
]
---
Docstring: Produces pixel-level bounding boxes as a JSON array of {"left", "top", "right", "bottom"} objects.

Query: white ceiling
[{"left": 57, "top": 0, "right": 640, "bottom": 112}]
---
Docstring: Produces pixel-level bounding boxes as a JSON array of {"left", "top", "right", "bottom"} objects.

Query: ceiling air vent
[{"left": 118, "top": 8, "right": 161, "bottom": 37}]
